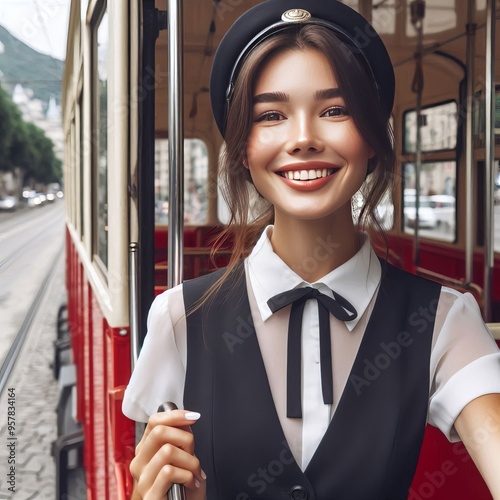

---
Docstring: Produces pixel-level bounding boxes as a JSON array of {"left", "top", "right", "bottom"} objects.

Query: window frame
[
  {"left": 402, "top": 99, "right": 459, "bottom": 155},
  {"left": 90, "top": 0, "right": 109, "bottom": 277}
]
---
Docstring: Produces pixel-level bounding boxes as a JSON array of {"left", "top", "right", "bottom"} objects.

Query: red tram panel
[{"left": 66, "top": 229, "right": 135, "bottom": 500}]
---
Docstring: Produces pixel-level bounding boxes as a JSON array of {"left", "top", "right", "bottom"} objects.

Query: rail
[{"left": 0, "top": 245, "right": 63, "bottom": 395}]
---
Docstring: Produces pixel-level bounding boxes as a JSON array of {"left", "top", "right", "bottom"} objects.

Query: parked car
[
  {"left": 0, "top": 195, "right": 18, "bottom": 211},
  {"left": 27, "top": 193, "right": 43, "bottom": 208},
  {"left": 429, "top": 195, "right": 456, "bottom": 231},
  {"left": 404, "top": 195, "right": 437, "bottom": 229}
]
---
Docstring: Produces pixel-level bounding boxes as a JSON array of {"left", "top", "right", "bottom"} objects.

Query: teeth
[{"left": 281, "top": 168, "right": 336, "bottom": 180}]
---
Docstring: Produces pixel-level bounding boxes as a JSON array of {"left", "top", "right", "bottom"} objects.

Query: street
[{"left": 0, "top": 202, "right": 66, "bottom": 366}]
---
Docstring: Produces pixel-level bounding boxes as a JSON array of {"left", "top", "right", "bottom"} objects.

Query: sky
[{"left": 0, "top": 0, "right": 70, "bottom": 61}]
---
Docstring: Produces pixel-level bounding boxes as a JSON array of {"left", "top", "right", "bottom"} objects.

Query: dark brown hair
[{"left": 206, "top": 24, "right": 395, "bottom": 303}]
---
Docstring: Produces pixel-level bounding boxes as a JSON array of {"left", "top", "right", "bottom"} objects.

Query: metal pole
[
  {"left": 166, "top": 2, "right": 186, "bottom": 493},
  {"left": 167, "top": 0, "right": 184, "bottom": 288},
  {"left": 138, "top": 0, "right": 158, "bottom": 347},
  {"left": 411, "top": 0, "right": 425, "bottom": 268},
  {"left": 359, "top": 0, "right": 372, "bottom": 23},
  {"left": 483, "top": 0, "right": 496, "bottom": 321},
  {"left": 129, "top": 242, "right": 140, "bottom": 368},
  {"left": 464, "top": 1, "right": 476, "bottom": 285},
  {"left": 158, "top": 403, "right": 187, "bottom": 500}
]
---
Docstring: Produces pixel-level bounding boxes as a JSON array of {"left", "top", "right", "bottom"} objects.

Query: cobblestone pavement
[{"left": 0, "top": 256, "right": 66, "bottom": 499}]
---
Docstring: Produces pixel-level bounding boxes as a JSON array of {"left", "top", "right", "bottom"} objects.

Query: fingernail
[
  {"left": 201, "top": 469, "right": 207, "bottom": 480},
  {"left": 195, "top": 479, "right": 200, "bottom": 488},
  {"left": 185, "top": 411, "right": 201, "bottom": 420}
]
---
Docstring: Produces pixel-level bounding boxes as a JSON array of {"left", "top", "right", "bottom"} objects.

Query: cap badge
[{"left": 281, "top": 9, "right": 312, "bottom": 23}]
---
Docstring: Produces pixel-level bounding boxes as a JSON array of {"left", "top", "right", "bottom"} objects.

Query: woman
[{"left": 123, "top": 1, "right": 500, "bottom": 498}]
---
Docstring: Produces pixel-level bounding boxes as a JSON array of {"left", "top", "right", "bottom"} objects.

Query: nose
[{"left": 286, "top": 113, "right": 324, "bottom": 155}]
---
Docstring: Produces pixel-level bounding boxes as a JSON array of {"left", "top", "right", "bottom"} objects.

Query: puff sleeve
[
  {"left": 428, "top": 287, "right": 500, "bottom": 440},
  {"left": 122, "top": 285, "right": 187, "bottom": 423}
]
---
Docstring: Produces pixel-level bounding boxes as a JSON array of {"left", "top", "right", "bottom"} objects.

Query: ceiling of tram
[{"left": 152, "top": 0, "right": 500, "bottom": 133}]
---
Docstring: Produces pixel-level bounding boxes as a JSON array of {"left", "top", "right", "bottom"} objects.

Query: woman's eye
[
  {"left": 322, "top": 106, "right": 349, "bottom": 118},
  {"left": 255, "top": 111, "right": 284, "bottom": 122}
]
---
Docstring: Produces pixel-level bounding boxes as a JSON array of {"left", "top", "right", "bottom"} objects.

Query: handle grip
[{"left": 157, "top": 402, "right": 187, "bottom": 500}]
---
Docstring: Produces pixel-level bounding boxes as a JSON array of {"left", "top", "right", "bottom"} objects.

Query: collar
[{"left": 245, "top": 226, "right": 381, "bottom": 331}]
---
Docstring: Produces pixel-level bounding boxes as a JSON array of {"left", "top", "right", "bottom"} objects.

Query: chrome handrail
[
  {"left": 167, "top": 0, "right": 184, "bottom": 289},
  {"left": 158, "top": 402, "right": 187, "bottom": 500}
]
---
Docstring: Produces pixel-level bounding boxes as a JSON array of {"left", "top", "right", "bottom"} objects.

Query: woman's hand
[{"left": 130, "top": 409, "right": 206, "bottom": 500}]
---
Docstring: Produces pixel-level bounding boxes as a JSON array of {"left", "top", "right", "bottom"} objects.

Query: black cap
[{"left": 210, "top": 0, "right": 395, "bottom": 137}]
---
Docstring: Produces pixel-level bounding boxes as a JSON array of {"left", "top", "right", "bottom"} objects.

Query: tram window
[
  {"left": 405, "top": 0, "right": 457, "bottom": 35},
  {"left": 372, "top": 5, "right": 396, "bottom": 35},
  {"left": 477, "top": 160, "right": 500, "bottom": 251},
  {"left": 342, "top": 0, "right": 396, "bottom": 35},
  {"left": 93, "top": 9, "right": 108, "bottom": 268},
  {"left": 154, "top": 138, "right": 209, "bottom": 225},
  {"left": 78, "top": 92, "right": 84, "bottom": 240},
  {"left": 402, "top": 161, "right": 457, "bottom": 242},
  {"left": 473, "top": 87, "right": 500, "bottom": 147},
  {"left": 403, "top": 101, "right": 458, "bottom": 153}
]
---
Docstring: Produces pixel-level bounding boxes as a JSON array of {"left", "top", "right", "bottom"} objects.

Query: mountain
[{"left": 0, "top": 25, "right": 64, "bottom": 106}]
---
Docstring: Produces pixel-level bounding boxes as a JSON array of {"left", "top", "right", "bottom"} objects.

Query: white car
[
  {"left": 0, "top": 195, "right": 18, "bottom": 211},
  {"left": 429, "top": 195, "right": 456, "bottom": 230},
  {"left": 404, "top": 196, "right": 437, "bottom": 229}
]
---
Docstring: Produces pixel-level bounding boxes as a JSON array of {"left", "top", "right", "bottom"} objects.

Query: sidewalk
[{"left": 0, "top": 256, "right": 66, "bottom": 499}]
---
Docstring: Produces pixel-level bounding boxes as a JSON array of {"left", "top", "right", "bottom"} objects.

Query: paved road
[
  {"left": 0, "top": 202, "right": 66, "bottom": 499},
  {"left": 0, "top": 203, "right": 65, "bottom": 365}
]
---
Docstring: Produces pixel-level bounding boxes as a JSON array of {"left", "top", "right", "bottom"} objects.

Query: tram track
[
  {"left": 0, "top": 245, "right": 63, "bottom": 395},
  {"left": 0, "top": 222, "right": 58, "bottom": 273},
  {"left": 0, "top": 206, "right": 65, "bottom": 273}
]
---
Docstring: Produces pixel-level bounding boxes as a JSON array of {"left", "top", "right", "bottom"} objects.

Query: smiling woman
[{"left": 122, "top": 1, "right": 500, "bottom": 499}]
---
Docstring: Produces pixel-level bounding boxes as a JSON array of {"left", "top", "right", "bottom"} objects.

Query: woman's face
[{"left": 246, "top": 47, "right": 374, "bottom": 224}]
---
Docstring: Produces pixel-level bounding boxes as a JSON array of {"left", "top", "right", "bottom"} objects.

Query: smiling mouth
[{"left": 278, "top": 168, "right": 337, "bottom": 181}]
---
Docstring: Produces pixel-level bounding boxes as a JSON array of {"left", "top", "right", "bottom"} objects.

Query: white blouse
[{"left": 123, "top": 227, "right": 500, "bottom": 470}]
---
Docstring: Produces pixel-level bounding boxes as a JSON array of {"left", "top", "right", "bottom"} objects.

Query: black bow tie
[{"left": 267, "top": 286, "right": 357, "bottom": 419}]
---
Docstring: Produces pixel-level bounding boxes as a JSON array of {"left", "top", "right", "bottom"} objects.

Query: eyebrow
[
  {"left": 253, "top": 91, "right": 289, "bottom": 104},
  {"left": 314, "top": 88, "right": 344, "bottom": 100},
  {"left": 253, "top": 88, "right": 343, "bottom": 104}
]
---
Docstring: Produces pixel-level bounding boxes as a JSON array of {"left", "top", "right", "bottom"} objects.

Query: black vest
[{"left": 183, "top": 262, "right": 441, "bottom": 500}]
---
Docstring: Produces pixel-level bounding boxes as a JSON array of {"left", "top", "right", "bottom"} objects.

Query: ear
[{"left": 242, "top": 158, "right": 249, "bottom": 169}]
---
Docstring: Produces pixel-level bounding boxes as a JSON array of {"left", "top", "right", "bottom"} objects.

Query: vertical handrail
[
  {"left": 159, "top": 403, "right": 187, "bottom": 500},
  {"left": 359, "top": 0, "right": 372, "bottom": 23},
  {"left": 483, "top": 0, "right": 496, "bottom": 321},
  {"left": 129, "top": 242, "right": 140, "bottom": 368},
  {"left": 464, "top": 4, "right": 476, "bottom": 285},
  {"left": 167, "top": 0, "right": 184, "bottom": 289},
  {"left": 411, "top": 0, "right": 426, "bottom": 268},
  {"left": 138, "top": 0, "right": 157, "bottom": 347},
  {"left": 166, "top": 0, "right": 186, "bottom": 494}
]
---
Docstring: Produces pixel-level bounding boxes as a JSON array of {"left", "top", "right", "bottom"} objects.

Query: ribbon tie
[{"left": 267, "top": 287, "right": 357, "bottom": 419}]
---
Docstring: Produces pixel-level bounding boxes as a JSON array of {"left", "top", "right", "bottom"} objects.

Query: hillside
[{"left": 0, "top": 25, "right": 64, "bottom": 106}]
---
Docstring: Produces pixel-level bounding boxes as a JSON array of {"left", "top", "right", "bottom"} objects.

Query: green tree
[
  {"left": 0, "top": 84, "right": 23, "bottom": 172},
  {"left": 0, "top": 83, "right": 61, "bottom": 184},
  {"left": 23, "top": 122, "right": 61, "bottom": 184}
]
